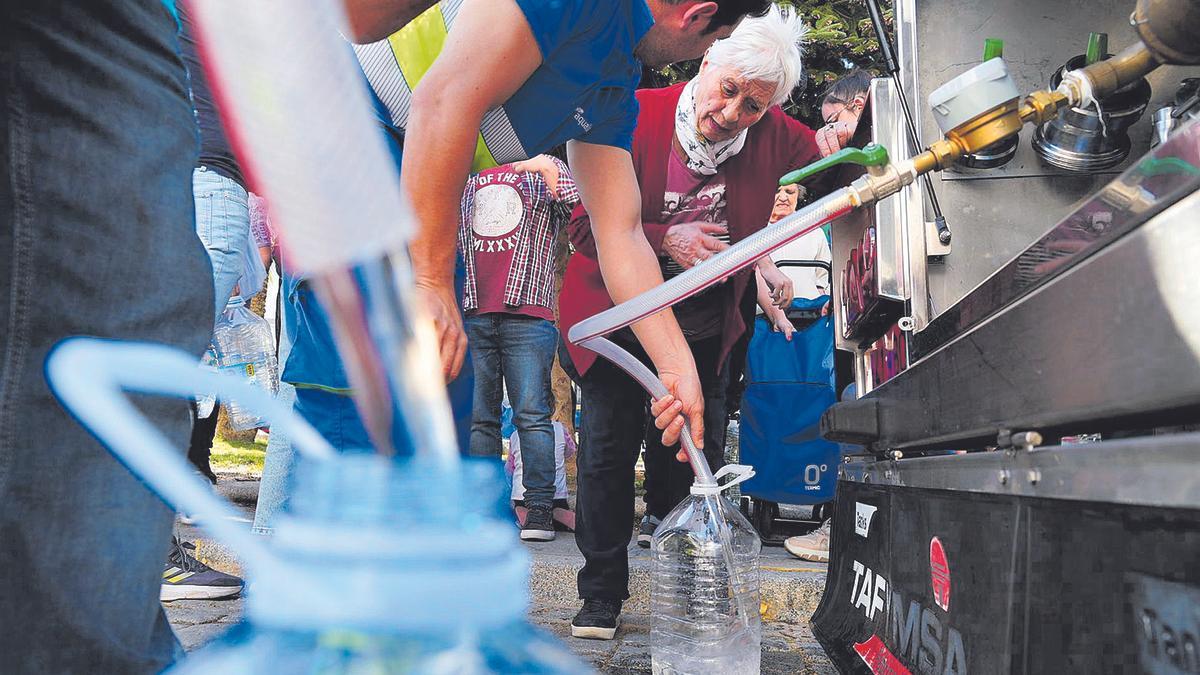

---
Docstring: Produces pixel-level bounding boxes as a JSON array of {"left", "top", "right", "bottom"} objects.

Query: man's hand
[
  {"left": 510, "top": 155, "right": 561, "bottom": 198},
  {"left": 649, "top": 368, "right": 706, "bottom": 462},
  {"left": 757, "top": 259, "right": 794, "bottom": 309},
  {"left": 662, "top": 222, "right": 729, "bottom": 269},
  {"left": 414, "top": 278, "right": 467, "bottom": 381},
  {"left": 816, "top": 119, "right": 858, "bottom": 157}
]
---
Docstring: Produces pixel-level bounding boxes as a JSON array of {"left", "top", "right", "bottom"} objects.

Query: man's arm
[
  {"left": 341, "top": 0, "right": 438, "bottom": 43},
  {"left": 401, "top": 0, "right": 542, "bottom": 379},
  {"left": 567, "top": 140, "right": 705, "bottom": 453}
]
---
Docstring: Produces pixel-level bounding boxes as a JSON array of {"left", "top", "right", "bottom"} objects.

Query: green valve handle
[
  {"left": 1086, "top": 32, "right": 1108, "bottom": 65},
  {"left": 983, "top": 38, "right": 1004, "bottom": 61},
  {"left": 778, "top": 144, "right": 890, "bottom": 186}
]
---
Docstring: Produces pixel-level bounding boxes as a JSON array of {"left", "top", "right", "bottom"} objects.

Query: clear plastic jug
[
  {"left": 47, "top": 338, "right": 590, "bottom": 675},
  {"left": 651, "top": 465, "right": 761, "bottom": 675},
  {"left": 211, "top": 298, "right": 279, "bottom": 431}
]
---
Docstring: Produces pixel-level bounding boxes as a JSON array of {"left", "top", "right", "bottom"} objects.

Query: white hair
[{"left": 703, "top": 4, "right": 808, "bottom": 108}]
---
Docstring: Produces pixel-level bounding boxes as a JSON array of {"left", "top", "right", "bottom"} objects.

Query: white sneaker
[{"left": 784, "top": 519, "right": 831, "bottom": 562}]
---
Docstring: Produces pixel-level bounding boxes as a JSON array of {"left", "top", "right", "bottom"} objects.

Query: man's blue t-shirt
[
  {"left": 284, "top": 0, "right": 654, "bottom": 391},
  {"left": 355, "top": 0, "right": 653, "bottom": 164}
]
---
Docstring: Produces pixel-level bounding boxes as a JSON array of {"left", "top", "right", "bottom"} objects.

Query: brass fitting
[
  {"left": 848, "top": 160, "right": 921, "bottom": 207},
  {"left": 908, "top": 99, "right": 1024, "bottom": 175},
  {"left": 1019, "top": 89, "right": 1070, "bottom": 126},
  {"left": 914, "top": 141, "right": 958, "bottom": 174},
  {"left": 944, "top": 98, "right": 1023, "bottom": 156},
  {"left": 1076, "top": 43, "right": 1160, "bottom": 101}
]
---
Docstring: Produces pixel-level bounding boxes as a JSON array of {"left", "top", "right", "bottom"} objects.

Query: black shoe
[
  {"left": 162, "top": 537, "right": 244, "bottom": 601},
  {"left": 636, "top": 514, "right": 661, "bottom": 548},
  {"left": 520, "top": 503, "right": 556, "bottom": 542},
  {"left": 571, "top": 598, "right": 622, "bottom": 640}
]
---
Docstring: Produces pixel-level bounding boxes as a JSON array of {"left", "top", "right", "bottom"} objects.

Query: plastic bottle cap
[{"left": 691, "top": 464, "right": 756, "bottom": 496}]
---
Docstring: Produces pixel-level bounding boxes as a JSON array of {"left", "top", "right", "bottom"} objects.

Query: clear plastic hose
[{"left": 569, "top": 189, "right": 857, "bottom": 484}]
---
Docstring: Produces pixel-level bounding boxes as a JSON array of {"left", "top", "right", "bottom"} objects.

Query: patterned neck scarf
[{"left": 674, "top": 77, "right": 748, "bottom": 175}]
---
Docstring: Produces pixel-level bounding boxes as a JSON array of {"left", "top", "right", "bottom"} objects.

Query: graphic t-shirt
[
  {"left": 660, "top": 146, "right": 729, "bottom": 340},
  {"left": 466, "top": 166, "right": 553, "bottom": 320}
]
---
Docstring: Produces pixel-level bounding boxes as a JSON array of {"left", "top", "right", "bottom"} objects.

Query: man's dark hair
[
  {"left": 667, "top": 0, "right": 773, "bottom": 34},
  {"left": 822, "top": 69, "right": 874, "bottom": 106}
]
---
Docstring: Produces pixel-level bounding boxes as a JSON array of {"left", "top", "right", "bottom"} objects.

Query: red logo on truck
[
  {"left": 930, "top": 537, "right": 951, "bottom": 612},
  {"left": 854, "top": 634, "right": 913, "bottom": 675}
]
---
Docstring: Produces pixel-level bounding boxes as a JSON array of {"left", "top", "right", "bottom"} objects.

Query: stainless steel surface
[
  {"left": 910, "top": 118, "right": 1200, "bottom": 360},
  {"left": 892, "top": 0, "right": 1200, "bottom": 315},
  {"left": 840, "top": 432, "right": 1200, "bottom": 509},
  {"left": 843, "top": 182, "right": 1200, "bottom": 450},
  {"left": 831, "top": 77, "right": 926, "bottom": 361}
]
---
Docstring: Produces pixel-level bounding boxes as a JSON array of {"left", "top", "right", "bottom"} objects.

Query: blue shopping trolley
[{"left": 738, "top": 261, "right": 842, "bottom": 545}]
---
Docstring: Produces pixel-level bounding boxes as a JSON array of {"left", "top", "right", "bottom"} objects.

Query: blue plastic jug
[{"left": 47, "top": 338, "right": 590, "bottom": 674}]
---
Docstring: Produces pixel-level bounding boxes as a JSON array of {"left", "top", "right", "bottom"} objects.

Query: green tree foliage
[{"left": 640, "top": 0, "right": 889, "bottom": 126}]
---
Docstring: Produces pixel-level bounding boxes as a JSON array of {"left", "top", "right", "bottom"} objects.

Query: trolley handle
[{"left": 774, "top": 260, "right": 833, "bottom": 275}]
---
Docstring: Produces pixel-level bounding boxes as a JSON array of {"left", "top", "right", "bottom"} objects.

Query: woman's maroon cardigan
[{"left": 560, "top": 82, "right": 819, "bottom": 376}]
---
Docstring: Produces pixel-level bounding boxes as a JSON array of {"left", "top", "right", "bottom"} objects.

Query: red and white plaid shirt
[{"left": 458, "top": 157, "right": 579, "bottom": 313}]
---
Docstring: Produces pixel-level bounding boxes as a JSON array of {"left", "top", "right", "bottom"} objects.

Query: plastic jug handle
[
  {"left": 691, "top": 464, "right": 756, "bottom": 495},
  {"left": 46, "top": 338, "right": 337, "bottom": 574}
]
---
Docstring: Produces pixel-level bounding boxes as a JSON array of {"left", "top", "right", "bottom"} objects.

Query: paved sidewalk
[
  {"left": 168, "top": 478, "right": 836, "bottom": 672},
  {"left": 165, "top": 598, "right": 836, "bottom": 673}
]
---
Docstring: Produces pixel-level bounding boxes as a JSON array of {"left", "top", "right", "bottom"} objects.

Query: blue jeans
[
  {"left": 193, "top": 166, "right": 251, "bottom": 323},
  {"left": 251, "top": 313, "right": 295, "bottom": 535},
  {"left": 466, "top": 314, "right": 558, "bottom": 508},
  {"left": 0, "top": 2, "right": 210, "bottom": 671}
]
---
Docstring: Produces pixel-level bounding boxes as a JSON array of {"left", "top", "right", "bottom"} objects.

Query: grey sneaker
[
  {"left": 520, "top": 503, "right": 556, "bottom": 542},
  {"left": 784, "top": 519, "right": 831, "bottom": 562},
  {"left": 636, "top": 514, "right": 661, "bottom": 548},
  {"left": 162, "top": 537, "right": 243, "bottom": 601}
]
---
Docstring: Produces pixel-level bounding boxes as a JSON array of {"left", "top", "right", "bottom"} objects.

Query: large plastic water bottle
[
  {"left": 49, "top": 340, "right": 590, "bottom": 675},
  {"left": 195, "top": 346, "right": 219, "bottom": 419},
  {"left": 651, "top": 465, "right": 761, "bottom": 675},
  {"left": 212, "top": 298, "right": 278, "bottom": 430},
  {"left": 170, "top": 455, "right": 591, "bottom": 675}
]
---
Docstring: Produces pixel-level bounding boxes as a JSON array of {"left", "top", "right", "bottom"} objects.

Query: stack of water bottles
[{"left": 201, "top": 298, "right": 279, "bottom": 430}]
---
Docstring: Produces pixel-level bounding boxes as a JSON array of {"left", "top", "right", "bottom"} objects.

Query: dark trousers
[
  {"left": 188, "top": 402, "right": 220, "bottom": 484},
  {"left": 0, "top": 2, "right": 211, "bottom": 671},
  {"left": 562, "top": 334, "right": 728, "bottom": 602}
]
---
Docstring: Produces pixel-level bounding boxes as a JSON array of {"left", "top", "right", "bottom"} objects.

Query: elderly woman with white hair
[{"left": 556, "top": 5, "right": 820, "bottom": 639}]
